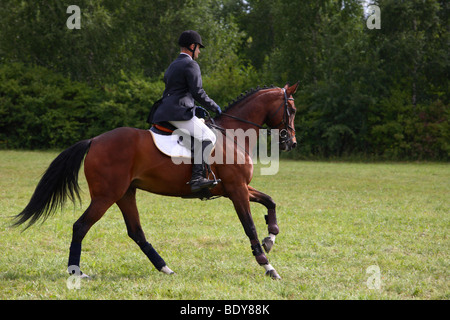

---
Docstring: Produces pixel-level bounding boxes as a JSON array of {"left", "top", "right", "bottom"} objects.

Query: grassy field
[{"left": 0, "top": 150, "right": 448, "bottom": 300}]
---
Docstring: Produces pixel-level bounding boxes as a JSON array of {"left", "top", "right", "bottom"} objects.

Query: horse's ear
[{"left": 286, "top": 81, "right": 299, "bottom": 96}]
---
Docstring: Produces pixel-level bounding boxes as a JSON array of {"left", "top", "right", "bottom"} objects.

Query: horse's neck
[
  {"left": 214, "top": 90, "right": 278, "bottom": 157},
  {"left": 220, "top": 90, "right": 276, "bottom": 131}
]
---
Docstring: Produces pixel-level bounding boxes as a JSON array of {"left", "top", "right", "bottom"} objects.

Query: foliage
[
  {"left": 88, "top": 71, "right": 165, "bottom": 138},
  {"left": 369, "top": 89, "right": 449, "bottom": 160},
  {"left": 240, "top": 0, "right": 449, "bottom": 160},
  {"left": 0, "top": 0, "right": 448, "bottom": 160},
  {"left": 0, "top": 63, "right": 101, "bottom": 149},
  {"left": 0, "top": 63, "right": 164, "bottom": 149}
]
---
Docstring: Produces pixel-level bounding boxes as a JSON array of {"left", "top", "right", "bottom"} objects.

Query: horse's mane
[{"left": 224, "top": 85, "right": 277, "bottom": 112}]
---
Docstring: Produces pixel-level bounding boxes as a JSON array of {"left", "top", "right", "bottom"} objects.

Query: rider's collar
[{"left": 180, "top": 52, "right": 193, "bottom": 60}]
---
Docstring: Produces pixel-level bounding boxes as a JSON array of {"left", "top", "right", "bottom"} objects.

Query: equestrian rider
[{"left": 151, "top": 30, "right": 222, "bottom": 192}]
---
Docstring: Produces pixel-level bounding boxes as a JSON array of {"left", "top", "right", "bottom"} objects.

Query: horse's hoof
[
  {"left": 68, "top": 267, "right": 91, "bottom": 279},
  {"left": 262, "top": 237, "right": 274, "bottom": 253},
  {"left": 265, "top": 269, "right": 281, "bottom": 280},
  {"left": 160, "top": 265, "right": 175, "bottom": 275},
  {"left": 80, "top": 273, "right": 91, "bottom": 280}
]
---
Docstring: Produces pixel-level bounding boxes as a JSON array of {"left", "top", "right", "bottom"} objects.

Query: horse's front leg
[
  {"left": 248, "top": 186, "right": 279, "bottom": 253},
  {"left": 228, "top": 185, "right": 281, "bottom": 280}
]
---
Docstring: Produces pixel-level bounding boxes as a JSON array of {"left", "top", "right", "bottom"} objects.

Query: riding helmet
[{"left": 178, "top": 30, "right": 205, "bottom": 48}]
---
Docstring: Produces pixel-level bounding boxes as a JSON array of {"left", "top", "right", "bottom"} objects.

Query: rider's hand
[{"left": 195, "top": 106, "right": 208, "bottom": 118}]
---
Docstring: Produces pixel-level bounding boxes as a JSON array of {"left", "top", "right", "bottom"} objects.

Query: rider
[{"left": 151, "top": 30, "right": 222, "bottom": 192}]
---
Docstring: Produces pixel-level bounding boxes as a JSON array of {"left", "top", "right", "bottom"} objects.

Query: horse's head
[
  {"left": 266, "top": 82, "right": 299, "bottom": 151},
  {"left": 218, "top": 82, "right": 299, "bottom": 152}
]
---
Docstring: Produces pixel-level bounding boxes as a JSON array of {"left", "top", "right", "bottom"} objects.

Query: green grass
[{"left": 0, "top": 150, "right": 448, "bottom": 299}]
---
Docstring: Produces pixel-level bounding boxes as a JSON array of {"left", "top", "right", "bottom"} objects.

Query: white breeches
[{"left": 169, "top": 116, "right": 216, "bottom": 145}]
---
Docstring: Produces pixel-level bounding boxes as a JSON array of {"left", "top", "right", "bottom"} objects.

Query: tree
[{"left": 0, "top": 0, "right": 248, "bottom": 85}]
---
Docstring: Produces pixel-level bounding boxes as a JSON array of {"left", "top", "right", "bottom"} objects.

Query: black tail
[{"left": 12, "top": 139, "right": 92, "bottom": 229}]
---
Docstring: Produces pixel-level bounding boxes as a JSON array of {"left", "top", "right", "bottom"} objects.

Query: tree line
[{"left": 0, "top": 0, "right": 448, "bottom": 160}]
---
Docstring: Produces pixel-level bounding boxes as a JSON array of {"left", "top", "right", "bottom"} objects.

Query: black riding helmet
[
  {"left": 178, "top": 30, "right": 204, "bottom": 59},
  {"left": 178, "top": 30, "right": 205, "bottom": 48}
]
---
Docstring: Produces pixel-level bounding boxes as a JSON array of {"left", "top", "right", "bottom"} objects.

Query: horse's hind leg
[
  {"left": 248, "top": 186, "right": 279, "bottom": 253},
  {"left": 116, "top": 188, "right": 174, "bottom": 275},
  {"left": 68, "top": 198, "right": 114, "bottom": 277}
]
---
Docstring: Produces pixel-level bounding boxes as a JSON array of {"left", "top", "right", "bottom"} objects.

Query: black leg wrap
[
  {"left": 265, "top": 209, "right": 279, "bottom": 235},
  {"left": 251, "top": 243, "right": 269, "bottom": 265},
  {"left": 251, "top": 243, "right": 264, "bottom": 257},
  {"left": 140, "top": 242, "right": 166, "bottom": 271},
  {"left": 68, "top": 241, "right": 82, "bottom": 268}
]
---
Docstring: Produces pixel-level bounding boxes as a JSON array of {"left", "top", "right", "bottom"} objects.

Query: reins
[
  {"left": 213, "top": 88, "right": 295, "bottom": 140},
  {"left": 220, "top": 113, "right": 266, "bottom": 130}
]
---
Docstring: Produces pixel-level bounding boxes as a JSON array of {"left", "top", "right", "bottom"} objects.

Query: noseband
[{"left": 220, "top": 88, "right": 296, "bottom": 144}]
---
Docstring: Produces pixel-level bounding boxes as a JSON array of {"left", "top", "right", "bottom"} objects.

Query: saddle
[
  {"left": 149, "top": 121, "right": 216, "bottom": 160},
  {"left": 149, "top": 122, "right": 220, "bottom": 201},
  {"left": 149, "top": 123, "right": 192, "bottom": 159}
]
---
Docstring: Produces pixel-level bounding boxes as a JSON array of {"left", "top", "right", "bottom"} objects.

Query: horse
[{"left": 13, "top": 82, "right": 299, "bottom": 280}]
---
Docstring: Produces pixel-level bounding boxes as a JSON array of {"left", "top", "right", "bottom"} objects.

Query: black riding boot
[{"left": 189, "top": 140, "right": 216, "bottom": 192}]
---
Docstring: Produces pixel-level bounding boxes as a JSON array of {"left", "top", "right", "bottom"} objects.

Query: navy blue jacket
[{"left": 151, "top": 54, "right": 220, "bottom": 123}]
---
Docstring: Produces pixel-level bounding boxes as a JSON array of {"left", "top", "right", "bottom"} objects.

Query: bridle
[
  {"left": 267, "top": 88, "right": 296, "bottom": 143},
  {"left": 219, "top": 88, "right": 296, "bottom": 144}
]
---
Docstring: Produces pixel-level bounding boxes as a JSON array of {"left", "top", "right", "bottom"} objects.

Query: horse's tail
[{"left": 12, "top": 139, "right": 92, "bottom": 230}]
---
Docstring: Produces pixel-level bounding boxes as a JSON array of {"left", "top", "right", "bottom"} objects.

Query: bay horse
[{"left": 13, "top": 82, "right": 299, "bottom": 280}]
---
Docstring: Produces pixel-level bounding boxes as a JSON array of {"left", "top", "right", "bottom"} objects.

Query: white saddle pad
[{"left": 149, "top": 130, "right": 192, "bottom": 159}]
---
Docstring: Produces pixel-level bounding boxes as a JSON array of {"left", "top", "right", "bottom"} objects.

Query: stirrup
[
  {"left": 188, "top": 161, "right": 221, "bottom": 193},
  {"left": 188, "top": 177, "right": 218, "bottom": 193},
  {"left": 205, "top": 162, "right": 221, "bottom": 185}
]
